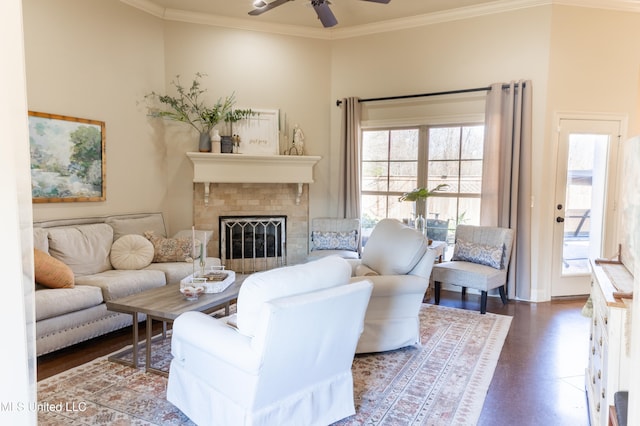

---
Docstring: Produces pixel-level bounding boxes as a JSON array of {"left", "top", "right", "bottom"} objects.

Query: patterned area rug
[{"left": 37, "top": 304, "right": 511, "bottom": 426}]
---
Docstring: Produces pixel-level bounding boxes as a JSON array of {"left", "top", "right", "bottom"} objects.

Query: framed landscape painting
[{"left": 28, "top": 111, "right": 106, "bottom": 203}]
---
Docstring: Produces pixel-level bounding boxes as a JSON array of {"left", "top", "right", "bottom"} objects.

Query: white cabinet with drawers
[{"left": 586, "top": 261, "right": 632, "bottom": 426}]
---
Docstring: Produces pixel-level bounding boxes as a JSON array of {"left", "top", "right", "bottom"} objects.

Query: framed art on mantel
[
  {"left": 28, "top": 111, "right": 106, "bottom": 203},
  {"left": 233, "top": 109, "right": 279, "bottom": 155}
]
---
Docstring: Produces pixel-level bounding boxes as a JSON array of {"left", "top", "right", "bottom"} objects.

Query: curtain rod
[{"left": 335, "top": 82, "right": 525, "bottom": 107}]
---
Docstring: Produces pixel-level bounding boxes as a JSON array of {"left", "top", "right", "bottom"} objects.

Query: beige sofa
[{"left": 33, "top": 213, "right": 220, "bottom": 356}]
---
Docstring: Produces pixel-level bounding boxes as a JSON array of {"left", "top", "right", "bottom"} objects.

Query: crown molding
[
  {"left": 121, "top": 0, "right": 640, "bottom": 40},
  {"left": 120, "top": 0, "right": 331, "bottom": 39},
  {"left": 163, "top": 8, "right": 330, "bottom": 39},
  {"left": 554, "top": 0, "right": 640, "bottom": 13},
  {"left": 120, "top": 0, "right": 166, "bottom": 18},
  {"left": 331, "top": 0, "right": 552, "bottom": 39}
]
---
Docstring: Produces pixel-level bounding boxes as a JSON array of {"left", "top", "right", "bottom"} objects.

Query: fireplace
[{"left": 219, "top": 215, "right": 286, "bottom": 273}]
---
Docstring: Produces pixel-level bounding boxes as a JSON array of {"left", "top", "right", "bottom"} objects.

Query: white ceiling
[
  {"left": 144, "top": 0, "right": 499, "bottom": 28},
  {"left": 123, "top": 0, "right": 640, "bottom": 37}
]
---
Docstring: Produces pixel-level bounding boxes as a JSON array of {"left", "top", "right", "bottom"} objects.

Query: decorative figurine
[{"left": 288, "top": 124, "right": 305, "bottom": 155}]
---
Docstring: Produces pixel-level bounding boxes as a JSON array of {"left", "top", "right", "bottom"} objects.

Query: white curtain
[
  {"left": 338, "top": 97, "right": 361, "bottom": 219},
  {"left": 481, "top": 81, "right": 532, "bottom": 300}
]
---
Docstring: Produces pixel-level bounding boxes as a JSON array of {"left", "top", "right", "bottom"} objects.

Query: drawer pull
[
  {"left": 597, "top": 370, "right": 601, "bottom": 380},
  {"left": 604, "top": 316, "right": 608, "bottom": 325},
  {"left": 592, "top": 346, "right": 595, "bottom": 355},
  {"left": 596, "top": 402, "right": 600, "bottom": 412},
  {"left": 602, "top": 389, "right": 605, "bottom": 399},
  {"left": 599, "top": 337, "right": 602, "bottom": 347}
]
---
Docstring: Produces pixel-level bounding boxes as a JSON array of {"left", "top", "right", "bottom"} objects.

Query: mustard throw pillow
[{"left": 34, "top": 248, "right": 75, "bottom": 288}]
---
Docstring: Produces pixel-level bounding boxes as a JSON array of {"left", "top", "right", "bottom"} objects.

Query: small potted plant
[
  {"left": 220, "top": 108, "right": 256, "bottom": 153},
  {"left": 144, "top": 73, "right": 240, "bottom": 152}
]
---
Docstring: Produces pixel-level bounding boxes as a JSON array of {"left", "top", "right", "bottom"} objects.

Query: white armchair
[
  {"left": 167, "top": 256, "right": 373, "bottom": 426},
  {"left": 348, "top": 219, "right": 438, "bottom": 354}
]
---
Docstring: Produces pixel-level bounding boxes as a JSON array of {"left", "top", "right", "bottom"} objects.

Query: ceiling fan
[{"left": 249, "top": 0, "right": 391, "bottom": 28}]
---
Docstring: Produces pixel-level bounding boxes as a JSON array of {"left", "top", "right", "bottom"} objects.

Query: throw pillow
[
  {"left": 110, "top": 234, "right": 155, "bottom": 270},
  {"left": 312, "top": 230, "right": 358, "bottom": 251},
  {"left": 452, "top": 240, "right": 504, "bottom": 269},
  {"left": 33, "top": 248, "right": 74, "bottom": 288},
  {"left": 144, "top": 231, "right": 200, "bottom": 263}
]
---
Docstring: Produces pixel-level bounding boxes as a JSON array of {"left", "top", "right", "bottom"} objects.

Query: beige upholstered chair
[
  {"left": 347, "top": 218, "right": 438, "bottom": 353},
  {"left": 307, "top": 217, "right": 360, "bottom": 261},
  {"left": 432, "top": 224, "right": 515, "bottom": 314}
]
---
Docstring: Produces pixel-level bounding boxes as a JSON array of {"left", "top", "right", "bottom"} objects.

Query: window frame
[{"left": 360, "top": 122, "right": 485, "bottom": 241}]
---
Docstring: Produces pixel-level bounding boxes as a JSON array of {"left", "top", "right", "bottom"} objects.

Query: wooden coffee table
[{"left": 106, "top": 276, "right": 244, "bottom": 375}]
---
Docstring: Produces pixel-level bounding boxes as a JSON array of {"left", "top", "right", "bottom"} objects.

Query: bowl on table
[{"left": 180, "top": 284, "right": 205, "bottom": 300}]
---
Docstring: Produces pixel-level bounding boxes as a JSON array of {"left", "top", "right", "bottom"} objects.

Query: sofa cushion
[
  {"left": 236, "top": 255, "right": 352, "bottom": 337},
  {"left": 35, "top": 285, "right": 104, "bottom": 321},
  {"left": 110, "top": 234, "right": 155, "bottom": 270},
  {"left": 145, "top": 231, "right": 200, "bottom": 263},
  {"left": 431, "top": 260, "right": 507, "bottom": 291},
  {"left": 34, "top": 248, "right": 75, "bottom": 288},
  {"left": 145, "top": 257, "right": 221, "bottom": 285},
  {"left": 47, "top": 224, "right": 113, "bottom": 276},
  {"left": 75, "top": 269, "right": 166, "bottom": 301},
  {"left": 106, "top": 214, "right": 167, "bottom": 240},
  {"left": 361, "top": 219, "right": 428, "bottom": 275},
  {"left": 33, "top": 227, "right": 49, "bottom": 252}
]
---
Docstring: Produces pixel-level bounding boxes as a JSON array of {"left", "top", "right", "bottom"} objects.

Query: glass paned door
[{"left": 551, "top": 119, "right": 620, "bottom": 297}]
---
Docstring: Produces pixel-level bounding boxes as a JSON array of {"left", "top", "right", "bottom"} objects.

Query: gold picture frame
[{"left": 28, "top": 111, "right": 106, "bottom": 203}]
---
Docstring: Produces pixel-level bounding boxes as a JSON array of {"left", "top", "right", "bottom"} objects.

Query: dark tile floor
[{"left": 38, "top": 290, "right": 592, "bottom": 425}]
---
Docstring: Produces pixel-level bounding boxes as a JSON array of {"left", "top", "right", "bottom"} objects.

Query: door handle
[{"left": 556, "top": 216, "right": 565, "bottom": 223}]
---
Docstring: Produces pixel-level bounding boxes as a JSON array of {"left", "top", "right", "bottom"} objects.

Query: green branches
[
  {"left": 144, "top": 73, "right": 249, "bottom": 135},
  {"left": 398, "top": 184, "right": 449, "bottom": 202}
]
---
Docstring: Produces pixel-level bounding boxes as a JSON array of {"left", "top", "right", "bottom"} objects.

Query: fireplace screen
[{"left": 219, "top": 216, "right": 286, "bottom": 273}]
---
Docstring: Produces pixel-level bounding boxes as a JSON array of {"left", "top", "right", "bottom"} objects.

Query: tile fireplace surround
[
  {"left": 188, "top": 153, "right": 321, "bottom": 269},
  {"left": 193, "top": 182, "right": 309, "bottom": 267}
]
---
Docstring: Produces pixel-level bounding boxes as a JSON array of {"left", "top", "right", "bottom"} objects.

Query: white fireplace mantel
[{"left": 187, "top": 152, "right": 322, "bottom": 205}]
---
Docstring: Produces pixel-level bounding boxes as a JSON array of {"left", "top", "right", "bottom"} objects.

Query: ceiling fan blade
[
  {"left": 361, "top": 0, "right": 391, "bottom": 3},
  {"left": 248, "top": 0, "right": 292, "bottom": 16},
  {"left": 311, "top": 0, "right": 338, "bottom": 28}
]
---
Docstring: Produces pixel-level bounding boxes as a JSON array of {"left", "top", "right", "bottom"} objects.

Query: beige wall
[
  {"left": 539, "top": 6, "right": 640, "bottom": 300},
  {"left": 23, "top": 0, "right": 167, "bottom": 225},
  {"left": 330, "top": 7, "right": 552, "bottom": 300},
  {"left": 160, "top": 22, "right": 332, "bottom": 232},
  {"left": 22, "top": 2, "right": 640, "bottom": 300}
]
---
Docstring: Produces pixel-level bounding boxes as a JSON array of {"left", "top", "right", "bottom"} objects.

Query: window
[{"left": 361, "top": 124, "right": 484, "bottom": 250}]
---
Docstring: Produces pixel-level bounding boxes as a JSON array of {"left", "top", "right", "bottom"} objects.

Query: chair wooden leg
[
  {"left": 480, "top": 291, "right": 487, "bottom": 314},
  {"left": 461, "top": 287, "right": 467, "bottom": 300},
  {"left": 499, "top": 285, "right": 508, "bottom": 305},
  {"left": 434, "top": 281, "right": 441, "bottom": 305}
]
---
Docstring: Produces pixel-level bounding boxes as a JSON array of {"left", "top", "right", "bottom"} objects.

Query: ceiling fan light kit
[{"left": 248, "top": 0, "right": 391, "bottom": 28}]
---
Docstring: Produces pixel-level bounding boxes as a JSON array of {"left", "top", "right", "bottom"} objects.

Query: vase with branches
[
  {"left": 399, "top": 184, "right": 449, "bottom": 233},
  {"left": 144, "top": 73, "right": 252, "bottom": 152}
]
